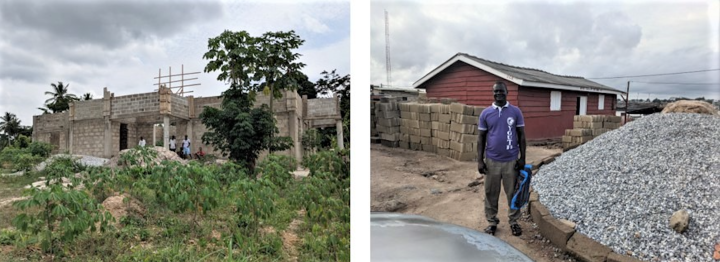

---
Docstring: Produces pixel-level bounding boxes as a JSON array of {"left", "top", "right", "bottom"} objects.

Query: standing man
[
  {"left": 477, "top": 81, "right": 526, "bottom": 236},
  {"left": 182, "top": 135, "right": 191, "bottom": 159},
  {"left": 138, "top": 137, "right": 146, "bottom": 147},
  {"left": 169, "top": 135, "right": 177, "bottom": 152}
]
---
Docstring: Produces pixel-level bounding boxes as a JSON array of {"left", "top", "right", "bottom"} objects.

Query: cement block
[
  {"left": 430, "top": 104, "right": 443, "bottom": 113},
  {"left": 450, "top": 122, "right": 476, "bottom": 134},
  {"left": 605, "top": 116, "right": 622, "bottom": 123},
  {"left": 562, "top": 135, "right": 572, "bottom": 143},
  {"left": 400, "top": 111, "right": 411, "bottom": 119},
  {"left": 419, "top": 121, "right": 432, "bottom": 129},
  {"left": 410, "top": 142, "right": 422, "bottom": 150},
  {"left": 377, "top": 117, "right": 400, "bottom": 127},
  {"left": 573, "top": 121, "right": 585, "bottom": 129},
  {"left": 381, "top": 140, "right": 399, "bottom": 148},
  {"left": 450, "top": 141, "right": 476, "bottom": 153},
  {"left": 398, "top": 141, "right": 410, "bottom": 149},
  {"left": 473, "top": 106, "right": 486, "bottom": 116},
  {"left": 419, "top": 113, "right": 431, "bottom": 122},
  {"left": 418, "top": 104, "right": 432, "bottom": 113},
  {"left": 422, "top": 144, "right": 436, "bottom": 153},
  {"left": 459, "top": 133, "right": 476, "bottom": 143},
  {"left": 439, "top": 114, "right": 452, "bottom": 124},
  {"left": 592, "top": 128, "right": 609, "bottom": 136},
  {"left": 569, "top": 129, "right": 592, "bottom": 136},
  {"left": 566, "top": 232, "right": 612, "bottom": 262},
  {"left": 431, "top": 121, "right": 441, "bottom": 130},
  {"left": 607, "top": 252, "right": 644, "bottom": 262},
  {"left": 410, "top": 135, "right": 421, "bottom": 144},
  {"left": 430, "top": 113, "right": 440, "bottom": 121},
  {"left": 380, "top": 110, "right": 399, "bottom": 119},
  {"left": 564, "top": 129, "right": 572, "bottom": 136},
  {"left": 434, "top": 138, "right": 450, "bottom": 149},
  {"left": 399, "top": 133, "right": 410, "bottom": 142},
  {"left": 408, "top": 103, "right": 419, "bottom": 112},
  {"left": 457, "top": 114, "right": 478, "bottom": 125},
  {"left": 604, "top": 122, "right": 618, "bottom": 129},
  {"left": 420, "top": 137, "right": 432, "bottom": 145},
  {"left": 403, "top": 119, "right": 420, "bottom": 129},
  {"left": 587, "top": 122, "right": 603, "bottom": 129},
  {"left": 539, "top": 214, "right": 576, "bottom": 251},
  {"left": 435, "top": 131, "right": 450, "bottom": 140},
  {"left": 419, "top": 129, "right": 432, "bottom": 137}
]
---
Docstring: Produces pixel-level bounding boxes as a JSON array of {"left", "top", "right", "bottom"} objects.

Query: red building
[{"left": 413, "top": 53, "right": 625, "bottom": 140}]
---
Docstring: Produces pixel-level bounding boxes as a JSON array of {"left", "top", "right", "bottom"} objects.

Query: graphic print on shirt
[{"left": 506, "top": 117, "right": 514, "bottom": 150}]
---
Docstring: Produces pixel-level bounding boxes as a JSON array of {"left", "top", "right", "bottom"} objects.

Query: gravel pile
[
  {"left": 35, "top": 154, "right": 109, "bottom": 171},
  {"left": 533, "top": 113, "right": 720, "bottom": 262}
]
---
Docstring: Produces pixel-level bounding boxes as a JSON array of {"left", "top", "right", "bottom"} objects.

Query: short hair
[{"left": 492, "top": 81, "right": 507, "bottom": 90}]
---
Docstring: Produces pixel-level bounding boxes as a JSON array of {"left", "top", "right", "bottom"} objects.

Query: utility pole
[{"left": 625, "top": 81, "right": 630, "bottom": 124}]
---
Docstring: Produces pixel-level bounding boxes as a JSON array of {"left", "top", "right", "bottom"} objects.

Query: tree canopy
[{"left": 43, "top": 81, "right": 79, "bottom": 113}]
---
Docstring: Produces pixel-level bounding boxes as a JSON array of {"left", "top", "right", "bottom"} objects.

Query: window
[
  {"left": 598, "top": 94, "right": 605, "bottom": 110},
  {"left": 550, "top": 91, "right": 562, "bottom": 111}
]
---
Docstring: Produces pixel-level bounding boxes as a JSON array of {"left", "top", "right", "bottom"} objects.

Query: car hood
[{"left": 371, "top": 212, "right": 534, "bottom": 262}]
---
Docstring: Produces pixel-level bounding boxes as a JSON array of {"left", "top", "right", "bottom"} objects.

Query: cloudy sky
[
  {"left": 371, "top": 0, "right": 720, "bottom": 102},
  {"left": 0, "top": 0, "right": 349, "bottom": 126}
]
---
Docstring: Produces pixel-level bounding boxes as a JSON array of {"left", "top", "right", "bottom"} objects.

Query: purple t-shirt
[{"left": 478, "top": 102, "right": 525, "bottom": 162}]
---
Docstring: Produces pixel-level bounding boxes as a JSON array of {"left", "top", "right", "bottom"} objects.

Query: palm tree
[
  {"left": 82, "top": 93, "right": 93, "bottom": 100},
  {"left": 0, "top": 112, "right": 21, "bottom": 144},
  {"left": 44, "top": 81, "right": 79, "bottom": 113}
]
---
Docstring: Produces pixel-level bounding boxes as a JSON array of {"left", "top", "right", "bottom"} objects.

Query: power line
[
  {"left": 587, "top": 68, "right": 720, "bottom": 79},
  {"left": 631, "top": 81, "right": 720, "bottom": 85}
]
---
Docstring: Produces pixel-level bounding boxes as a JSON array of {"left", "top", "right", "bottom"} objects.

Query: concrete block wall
[
  {"left": 170, "top": 94, "right": 189, "bottom": 118},
  {"left": 396, "top": 102, "right": 484, "bottom": 161},
  {"left": 32, "top": 112, "right": 70, "bottom": 153},
  {"left": 307, "top": 98, "right": 338, "bottom": 117},
  {"left": 136, "top": 123, "right": 155, "bottom": 147},
  {"left": 373, "top": 98, "right": 401, "bottom": 147},
  {"left": 562, "top": 115, "right": 622, "bottom": 150},
  {"left": 72, "top": 119, "right": 105, "bottom": 157},
  {"left": 193, "top": 96, "right": 222, "bottom": 118},
  {"left": 254, "top": 93, "right": 289, "bottom": 112},
  {"left": 111, "top": 92, "right": 159, "bottom": 118},
  {"left": 73, "top": 100, "right": 103, "bottom": 120}
]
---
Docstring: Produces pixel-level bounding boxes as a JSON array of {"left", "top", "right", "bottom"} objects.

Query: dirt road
[{"left": 371, "top": 144, "right": 576, "bottom": 262}]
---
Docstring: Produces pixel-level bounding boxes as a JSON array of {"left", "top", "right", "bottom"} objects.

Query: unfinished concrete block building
[{"left": 32, "top": 86, "right": 343, "bottom": 162}]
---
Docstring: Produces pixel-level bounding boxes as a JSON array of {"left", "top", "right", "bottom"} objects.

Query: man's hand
[
  {"left": 515, "top": 159, "right": 526, "bottom": 171},
  {"left": 478, "top": 160, "right": 488, "bottom": 174}
]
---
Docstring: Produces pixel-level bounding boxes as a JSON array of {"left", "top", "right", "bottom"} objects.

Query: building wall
[
  {"left": 74, "top": 100, "right": 103, "bottom": 120},
  {"left": 111, "top": 92, "right": 159, "bottom": 119},
  {"left": 32, "top": 112, "right": 70, "bottom": 153},
  {"left": 421, "top": 62, "right": 618, "bottom": 140},
  {"left": 420, "top": 62, "right": 519, "bottom": 106},
  {"left": 170, "top": 94, "right": 189, "bottom": 119},
  {"left": 307, "top": 97, "right": 339, "bottom": 127},
  {"left": 518, "top": 87, "right": 618, "bottom": 140},
  {"left": 72, "top": 119, "right": 105, "bottom": 156}
]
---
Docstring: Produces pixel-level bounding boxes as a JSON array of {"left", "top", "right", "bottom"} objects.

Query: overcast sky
[
  {"left": 371, "top": 0, "right": 720, "bottom": 102},
  {"left": 0, "top": 0, "right": 349, "bottom": 126}
]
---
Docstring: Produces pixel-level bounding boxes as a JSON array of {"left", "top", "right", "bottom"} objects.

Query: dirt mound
[
  {"left": 661, "top": 100, "right": 718, "bottom": 115},
  {"left": 105, "top": 146, "right": 188, "bottom": 168},
  {"left": 101, "top": 194, "right": 145, "bottom": 227}
]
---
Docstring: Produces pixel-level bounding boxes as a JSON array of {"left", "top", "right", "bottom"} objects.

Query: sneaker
[
  {"left": 511, "top": 224, "right": 522, "bottom": 236},
  {"left": 484, "top": 225, "right": 497, "bottom": 235}
]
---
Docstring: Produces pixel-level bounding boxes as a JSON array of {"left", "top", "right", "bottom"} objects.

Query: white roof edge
[
  {"left": 522, "top": 81, "right": 625, "bottom": 96},
  {"left": 412, "top": 54, "right": 524, "bottom": 88}
]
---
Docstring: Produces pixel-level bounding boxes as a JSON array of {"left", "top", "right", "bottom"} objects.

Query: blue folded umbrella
[{"left": 511, "top": 164, "right": 533, "bottom": 210}]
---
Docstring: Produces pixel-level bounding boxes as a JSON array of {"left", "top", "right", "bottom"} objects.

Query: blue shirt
[{"left": 478, "top": 102, "right": 525, "bottom": 162}]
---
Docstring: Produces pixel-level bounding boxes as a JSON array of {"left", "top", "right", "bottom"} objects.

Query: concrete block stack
[
  {"left": 447, "top": 103, "right": 484, "bottom": 161},
  {"left": 374, "top": 98, "right": 401, "bottom": 147},
  {"left": 371, "top": 101, "right": 378, "bottom": 141},
  {"left": 562, "top": 115, "right": 623, "bottom": 149},
  {"left": 397, "top": 102, "right": 434, "bottom": 152}
]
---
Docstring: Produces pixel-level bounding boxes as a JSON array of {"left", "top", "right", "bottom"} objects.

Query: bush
[
  {"left": 12, "top": 135, "right": 31, "bottom": 149},
  {"left": 28, "top": 141, "right": 53, "bottom": 158}
]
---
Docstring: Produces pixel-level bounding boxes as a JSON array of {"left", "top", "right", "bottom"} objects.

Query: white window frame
[
  {"left": 550, "top": 91, "right": 562, "bottom": 111},
  {"left": 598, "top": 94, "right": 605, "bottom": 110}
]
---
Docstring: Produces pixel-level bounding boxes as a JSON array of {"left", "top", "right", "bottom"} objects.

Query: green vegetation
[
  {"left": 0, "top": 140, "right": 53, "bottom": 173},
  {"left": 0, "top": 146, "right": 350, "bottom": 261}
]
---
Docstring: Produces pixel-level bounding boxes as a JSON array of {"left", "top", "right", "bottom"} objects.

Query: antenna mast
[{"left": 385, "top": 9, "right": 392, "bottom": 88}]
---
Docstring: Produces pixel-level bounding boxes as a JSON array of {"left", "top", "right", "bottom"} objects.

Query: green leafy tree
[
  {"left": 0, "top": 112, "right": 21, "bottom": 145},
  {"left": 201, "top": 30, "right": 300, "bottom": 168},
  {"left": 44, "top": 81, "right": 79, "bottom": 113},
  {"left": 295, "top": 72, "right": 318, "bottom": 99}
]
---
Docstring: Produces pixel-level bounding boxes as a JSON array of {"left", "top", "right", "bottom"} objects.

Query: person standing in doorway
[
  {"left": 477, "top": 81, "right": 527, "bottom": 237},
  {"left": 138, "top": 137, "right": 146, "bottom": 147},
  {"left": 182, "top": 135, "right": 191, "bottom": 159},
  {"left": 169, "top": 135, "right": 177, "bottom": 152}
]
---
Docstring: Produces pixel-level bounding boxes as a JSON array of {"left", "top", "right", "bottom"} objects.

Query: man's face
[{"left": 493, "top": 85, "right": 508, "bottom": 104}]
